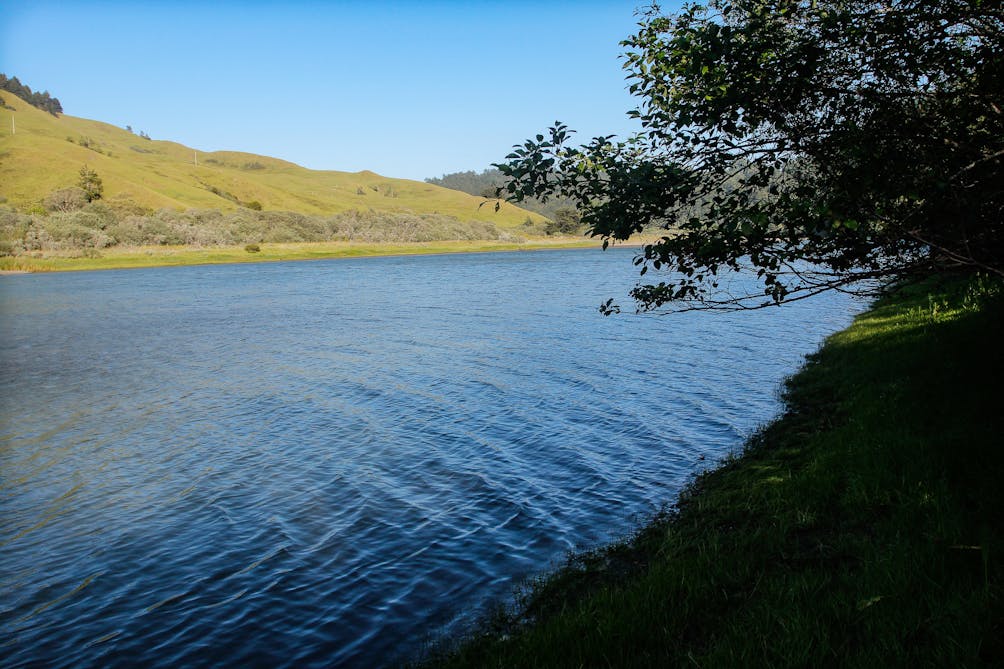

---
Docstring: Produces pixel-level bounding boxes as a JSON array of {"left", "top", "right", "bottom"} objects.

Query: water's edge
[{"left": 0, "top": 238, "right": 618, "bottom": 274}]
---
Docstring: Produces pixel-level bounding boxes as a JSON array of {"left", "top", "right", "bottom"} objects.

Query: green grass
[
  {"left": 0, "top": 237, "right": 601, "bottom": 273},
  {"left": 0, "top": 92, "right": 546, "bottom": 229},
  {"left": 423, "top": 275, "right": 1003, "bottom": 667}
]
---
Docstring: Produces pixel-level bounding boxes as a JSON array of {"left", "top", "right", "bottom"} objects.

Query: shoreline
[
  {"left": 425, "top": 275, "right": 1003, "bottom": 666},
  {"left": 0, "top": 237, "right": 656, "bottom": 275},
  {"left": 0, "top": 239, "right": 596, "bottom": 274}
]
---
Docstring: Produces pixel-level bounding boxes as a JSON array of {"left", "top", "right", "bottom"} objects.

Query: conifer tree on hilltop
[{"left": 0, "top": 74, "right": 63, "bottom": 115}]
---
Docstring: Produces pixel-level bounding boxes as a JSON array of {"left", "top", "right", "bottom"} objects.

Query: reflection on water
[{"left": 0, "top": 248, "right": 862, "bottom": 667}]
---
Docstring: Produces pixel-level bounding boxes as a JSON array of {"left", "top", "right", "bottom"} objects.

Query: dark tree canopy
[
  {"left": 547, "top": 207, "right": 583, "bottom": 235},
  {"left": 0, "top": 74, "right": 63, "bottom": 116},
  {"left": 427, "top": 168, "right": 580, "bottom": 222},
  {"left": 426, "top": 169, "right": 505, "bottom": 197},
  {"left": 497, "top": 0, "right": 1004, "bottom": 312}
]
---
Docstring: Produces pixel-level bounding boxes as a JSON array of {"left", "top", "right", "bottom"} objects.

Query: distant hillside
[
  {"left": 426, "top": 168, "right": 579, "bottom": 221},
  {"left": 0, "top": 90, "right": 545, "bottom": 230}
]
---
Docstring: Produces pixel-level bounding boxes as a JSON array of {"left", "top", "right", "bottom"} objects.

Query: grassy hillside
[
  {"left": 425, "top": 276, "right": 1003, "bottom": 667},
  {"left": 0, "top": 92, "right": 544, "bottom": 228}
]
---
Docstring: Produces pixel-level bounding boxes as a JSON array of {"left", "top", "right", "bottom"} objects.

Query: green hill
[{"left": 0, "top": 91, "right": 544, "bottom": 228}]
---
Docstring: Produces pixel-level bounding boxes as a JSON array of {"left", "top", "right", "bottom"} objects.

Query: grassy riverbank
[
  {"left": 426, "top": 276, "right": 1003, "bottom": 667},
  {"left": 0, "top": 237, "right": 603, "bottom": 273}
]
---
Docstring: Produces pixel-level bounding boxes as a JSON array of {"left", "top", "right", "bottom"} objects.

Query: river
[{"left": 0, "top": 248, "right": 862, "bottom": 667}]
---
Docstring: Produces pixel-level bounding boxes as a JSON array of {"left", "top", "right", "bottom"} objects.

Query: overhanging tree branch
[{"left": 496, "top": 0, "right": 1003, "bottom": 313}]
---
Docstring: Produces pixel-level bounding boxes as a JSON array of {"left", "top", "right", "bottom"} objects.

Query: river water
[{"left": 0, "top": 248, "right": 862, "bottom": 667}]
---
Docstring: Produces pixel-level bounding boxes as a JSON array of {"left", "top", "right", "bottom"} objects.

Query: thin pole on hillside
[{"left": 194, "top": 150, "right": 198, "bottom": 167}]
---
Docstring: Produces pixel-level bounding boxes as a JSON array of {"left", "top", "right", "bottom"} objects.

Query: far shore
[{"left": 0, "top": 236, "right": 659, "bottom": 275}]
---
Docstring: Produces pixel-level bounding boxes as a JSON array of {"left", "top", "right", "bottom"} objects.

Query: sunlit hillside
[{"left": 0, "top": 92, "right": 544, "bottom": 228}]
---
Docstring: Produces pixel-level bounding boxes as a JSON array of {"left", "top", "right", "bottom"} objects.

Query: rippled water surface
[{"left": 1, "top": 249, "right": 862, "bottom": 667}]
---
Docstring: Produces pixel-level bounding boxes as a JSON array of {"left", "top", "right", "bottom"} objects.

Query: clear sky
[{"left": 1, "top": 1, "right": 669, "bottom": 181}]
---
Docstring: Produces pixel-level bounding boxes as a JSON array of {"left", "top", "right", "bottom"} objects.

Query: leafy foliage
[
  {"left": 0, "top": 74, "right": 62, "bottom": 115},
  {"left": 497, "top": 1, "right": 1004, "bottom": 312},
  {"left": 77, "top": 165, "right": 104, "bottom": 202}
]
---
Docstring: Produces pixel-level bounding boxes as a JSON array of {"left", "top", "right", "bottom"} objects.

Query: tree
[
  {"left": 0, "top": 74, "right": 62, "bottom": 115},
  {"left": 427, "top": 169, "right": 504, "bottom": 197},
  {"left": 77, "top": 165, "right": 103, "bottom": 202},
  {"left": 497, "top": 1, "right": 1004, "bottom": 312},
  {"left": 546, "top": 207, "right": 582, "bottom": 235}
]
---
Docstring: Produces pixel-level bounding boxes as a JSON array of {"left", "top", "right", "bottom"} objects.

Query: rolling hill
[{"left": 0, "top": 91, "right": 544, "bottom": 229}]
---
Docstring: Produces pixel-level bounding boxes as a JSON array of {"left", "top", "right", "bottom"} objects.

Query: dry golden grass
[{"left": 0, "top": 92, "right": 546, "bottom": 229}]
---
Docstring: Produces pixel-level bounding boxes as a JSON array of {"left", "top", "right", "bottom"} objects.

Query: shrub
[
  {"left": 49, "top": 210, "right": 108, "bottom": 231},
  {"left": 544, "top": 207, "right": 582, "bottom": 236},
  {"left": 43, "top": 187, "right": 88, "bottom": 213},
  {"left": 245, "top": 243, "right": 260, "bottom": 253},
  {"left": 0, "top": 198, "right": 510, "bottom": 253},
  {"left": 81, "top": 202, "right": 119, "bottom": 229},
  {"left": 38, "top": 214, "right": 114, "bottom": 249},
  {"left": 107, "top": 216, "right": 152, "bottom": 246},
  {"left": 0, "top": 208, "right": 32, "bottom": 245}
]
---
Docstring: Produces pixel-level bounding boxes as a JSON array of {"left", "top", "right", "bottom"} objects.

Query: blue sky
[{"left": 1, "top": 1, "right": 669, "bottom": 181}]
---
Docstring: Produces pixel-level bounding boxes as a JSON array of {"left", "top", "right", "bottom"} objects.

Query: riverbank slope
[{"left": 427, "top": 276, "right": 1003, "bottom": 666}]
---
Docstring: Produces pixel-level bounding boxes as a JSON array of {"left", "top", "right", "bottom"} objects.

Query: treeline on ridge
[
  {"left": 426, "top": 168, "right": 580, "bottom": 223},
  {"left": 0, "top": 199, "right": 527, "bottom": 257},
  {"left": 426, "top": 166, "right": 766, "bottom": 237},
  {"left": 0, "top": 74, "right": 62, "bottom": 115}
]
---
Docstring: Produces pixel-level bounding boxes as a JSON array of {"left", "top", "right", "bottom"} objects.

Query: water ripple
[{"left": 0, "top": 249, "right": 863, "bottom": 667}]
